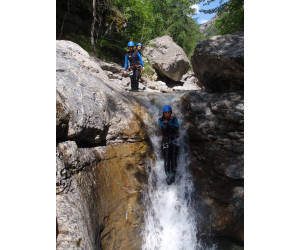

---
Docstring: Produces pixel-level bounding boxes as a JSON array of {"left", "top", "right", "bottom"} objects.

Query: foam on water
[{"left": 139, "top": 93, "right": 214, "bottom": 250}]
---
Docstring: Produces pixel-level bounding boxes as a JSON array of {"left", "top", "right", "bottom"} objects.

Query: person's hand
[
  {"left": 163, "top": 119, "right": 168, "bottom": 124},
  {"left": 142, "top": 67, "right": 145, "bottom": 72},
  {"left": 123, "top": 71, "right": 127, "bottom": 75}
]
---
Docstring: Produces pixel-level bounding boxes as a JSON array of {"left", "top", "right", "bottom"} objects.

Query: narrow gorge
[{"left": 56, "top": 32, "right": 244, "bottom": 250}]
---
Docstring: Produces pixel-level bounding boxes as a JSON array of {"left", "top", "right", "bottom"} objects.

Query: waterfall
[{"left": 134, "top": 93, "right": 217, "bottom": 250}]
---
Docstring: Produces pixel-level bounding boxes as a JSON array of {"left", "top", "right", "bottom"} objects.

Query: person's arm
[
  {"left": 124, "top": 55, "right": 128, "bottom": 73},
  {"left": 158, "top": 119, "right": 167, "bottom": 129},
  {"left": 167, "top": 117, "right": 179, "bottom": 128},
  {"left": 137, "top": 52, "right": 145, "bottom": 68}
]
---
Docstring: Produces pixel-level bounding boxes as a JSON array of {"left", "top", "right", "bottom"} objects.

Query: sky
[{"left": 192, "top": 0, "right": 229, "bottom": 25}]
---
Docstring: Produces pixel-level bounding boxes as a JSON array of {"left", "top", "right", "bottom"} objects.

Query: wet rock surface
[
  {"left": 181, "top": 90, "right": 244, "bottom": 242},
  {"left": 191, "top": 32, "right": 244, "bottom": 92},
  {"left": 56, "top": 40, "right": 153, "bottom": 249},
  {"left": 56, "top": 38, "right": 244, "bottom": 248}
]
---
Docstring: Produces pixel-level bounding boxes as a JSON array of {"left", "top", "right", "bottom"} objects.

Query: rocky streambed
[{"left": 56, "top": 32, "right": 244, "bottom": 249}]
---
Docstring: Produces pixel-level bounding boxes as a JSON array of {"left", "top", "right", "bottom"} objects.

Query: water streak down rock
[{"left": 56, "top": 40, "right": 152, "bottom": 249}]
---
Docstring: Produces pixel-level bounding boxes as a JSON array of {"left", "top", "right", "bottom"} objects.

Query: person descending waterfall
[
  {"left": 158, "top": 105, "right": 179, "bottom": 185},
  {"left": 123, "top": 41, "right": 145, "bottom": 92}
]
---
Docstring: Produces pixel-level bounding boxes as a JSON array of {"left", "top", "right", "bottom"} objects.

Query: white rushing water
[{"left": 139, "top": 93, "right": 215, "bottom": 250}]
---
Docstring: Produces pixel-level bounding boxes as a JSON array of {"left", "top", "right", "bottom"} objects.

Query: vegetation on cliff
[
  {"left": 199, "top": 0, "right": 244, "bottom": 35},
  {"left": 56, "top": 0, "right": 244, "bottom": 62},
  {"left": 57, "top": 0, "right": 204, "bottom": 61}
]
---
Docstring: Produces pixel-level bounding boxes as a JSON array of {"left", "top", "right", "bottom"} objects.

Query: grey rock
[
  {"left": 56, "top": 40, "right": 146, "bottom": 146},
  {"left": 56, "top": 40, "right": 109, "bottom": 82},
  {"left": 143, "top": 36, "right": 190, "bottom": 82},
  {"left": 182, "top": 90, "right": 244, "bottom": 241},
  {"left": 191, "top": 32, "right": 244, "bottom": 92},
  {"left": 173, "top": 75, "right": 201, "bottom": 91},
  {"left": 56, "top": 40, "right": 151, "bottom": 249},
  {"left": 97, "top": 59, "right": 123, "bottom": 73},
  {"left": 199, "top": 16, "right": 217, "bottom": 33}
]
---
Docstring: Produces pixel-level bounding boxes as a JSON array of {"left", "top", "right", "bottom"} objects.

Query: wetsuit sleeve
[
  {"left": 124, "top": 55, "right": 128, "bottom": 70},
  {"left": 158, "top": 118, "right": 167, "bottom": 129},
  {"left": 137, "top": 52, "right": 144, "bottom": 67},
  {"left": 167, "top": 117, "right": 179, "bottom": 129}
]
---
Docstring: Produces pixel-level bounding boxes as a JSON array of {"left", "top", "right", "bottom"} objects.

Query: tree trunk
[{"left": 91, "top": 0, "right": 97, "bottom": 56}]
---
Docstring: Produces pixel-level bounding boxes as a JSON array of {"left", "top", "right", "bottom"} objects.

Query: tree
[
  {"left": 57, "top": 0, "right": 204, "bottom": 60},
  {"left": 199, "top": 0, "right": 244, "bottom": 35}
]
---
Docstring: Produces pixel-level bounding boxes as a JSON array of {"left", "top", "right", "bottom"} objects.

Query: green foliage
[
  {"left": 161, "top": 0, "right": 204, "bottom": 57},
  {"left": 142, "top": 62, "right": 156, "bottom": 79},
  {"left": 199, "top": 0, "right": 244, "bottom": 35},
  {"left": 57, "top": 0, "right": 205, "bottom": 60},
  {"left": 215, "top": 0, "right": 244, "bottom": 34},
  {"left": 66, "top": 34, "right": 94, "bottom": 55},
  {"left": 147, "top": 43, "right": 156, "bottom": 47},
  {"left": 200, "top": 25, "right": 218, "bottom": 40}
]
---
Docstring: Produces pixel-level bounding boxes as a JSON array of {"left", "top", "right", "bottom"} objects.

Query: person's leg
[
  {"left": 130, "top": 70, "right": 134, "bottom": 91},
  {"left": 135, "top": 68, "right": 141, "bottom": 91},
  {"left": 132, "top": 67, "right": 137, "bottom": 91},
  {"left": 166, "top": 146, "right": 173, "bottom": 185},
  {"left": 162, "top": 140, "right": 169, "bottom": 175},
  {"left": 172, "top": 143, "right": 179, "bottom": 172},
  {"left": 169, "top": 142, "right": 175, "bottom": 173},
  {"left": 170, "top": 141, "right": 179, "bottom": 183}
]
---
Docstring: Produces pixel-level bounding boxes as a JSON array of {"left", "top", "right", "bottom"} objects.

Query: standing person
[
  {"left": 158, "top": 105, "right": 179, "bottom": 185},
  {"left": 123, "top": 41, "right": 145, "bottom": 92},
  {"left": 136, "top": 42, "right": 143, "bottom": 81},
  {"left": 136, "top": 42, "right": 143, "bottom": 54}
]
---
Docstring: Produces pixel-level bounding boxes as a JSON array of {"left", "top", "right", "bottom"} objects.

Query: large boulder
[
  {"left": 191, "top": 32, "right": 244, "bottom": 92},
  {"left": 181, "top": 90, "right": 244, "bottom": 242},
  {"left": 56, "top": 40, "right": 148, "bottom": 146},
  {"left": 56, "top": 40, "right": 152, "bottom": 249},
  {"left": 143, "top": 36, "right": 190, "bottom": 82}
]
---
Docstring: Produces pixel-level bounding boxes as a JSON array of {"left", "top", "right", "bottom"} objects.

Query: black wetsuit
[
  {"left": 158, "top": 116, "right": 179, "bottom": 183},
  {"left": 124, "top": 51, "right": 144, "bottom": 91}
]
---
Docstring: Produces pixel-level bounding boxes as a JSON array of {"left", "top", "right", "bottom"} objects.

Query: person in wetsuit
[
  {"left": 158, "top": 105, "right": 179, "bottom": 185},
  {"left": 123, "top": 41, "right": 145, "bottom": 92},
  {"left": 135, "top": 43, "right": 143, "bottom": 84},
  {"left": 136, "top": 42, "right": 143, "bottom": 54}
]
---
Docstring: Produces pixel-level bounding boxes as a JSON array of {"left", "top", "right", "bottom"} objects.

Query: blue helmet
[
  {"left": 162, "top": 105, "right": 172, "bottom": 113},
  {"left": 136, "top": 43, "right": 142, "bottom": 47},
  {"left": 128, "top": 41, "right": 134, "bottom": 47}
]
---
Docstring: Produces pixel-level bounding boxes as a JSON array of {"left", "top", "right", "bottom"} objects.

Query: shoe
[
  {"left": 170, "top": 173, "right": 175, "bottom": 183},
  {"left": 166, "top": 172, "right": 173, "bottom": 185},
  {"left": 166, "top": 177, "right": 172, "bottom": 185}
]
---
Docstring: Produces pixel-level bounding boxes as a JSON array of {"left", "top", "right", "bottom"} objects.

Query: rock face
[
  {"left": 143, "top": 36, "right": 190, "bottom": 82},
  {"left": 56, "top": 38, "right": 244, "bottom": 248},
  {"left": 199, "top": 16, "right": 217, "bottom": 33},
  {"left": 56, "top": 40, "right": 153, "bottom": 249},
  {"left": 199, "top": 16, "right": 218, "bottom": 39},
  {"left": 191, "top": 32, "right": 244, "bottom": 92},
  {"left": 56, "top": 40, "right": 148, "bottom": 146},
  {"left": 183, "top": 33, "right": 244, "bottom": 243},
  {"left": 181, "top": 90, "right": 244, "bottom": 242}
]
